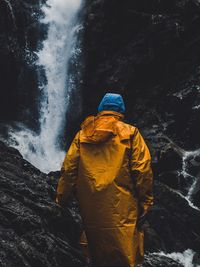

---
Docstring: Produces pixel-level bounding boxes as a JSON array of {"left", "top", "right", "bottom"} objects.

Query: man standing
[{"left": 56, "top": 93, "right": 153, "bottom": 267}]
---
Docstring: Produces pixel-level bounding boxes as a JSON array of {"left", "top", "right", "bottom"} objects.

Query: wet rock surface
[
  {"left": 83, "top": 0, "right": 200, "bottom": 266},
  {"left": 1, "top": 140, "right": 200, "bottom": 266},
  {"left": 0, "top": 141, "right": 85, "bottom": 267},
  {"left": 191, "top": 178, "right": 200, "bottom": 207},
  {"left": 83, "top": 0, "right": 200, "bottom": 149},
  {"left": 82, "top": 0, "right": 200, "bottom": 265},
  {"left": 145, "top": 181, "right": 200, "bottom": 253},
  {"left": 0, "top": 139, "right": 195, "bottom": 267},
  {"left": 0, "top": 0, "right": 46, "bottom": 128},
  {"left": 142, "top": 253, "right": 183, "bottom": 267}
]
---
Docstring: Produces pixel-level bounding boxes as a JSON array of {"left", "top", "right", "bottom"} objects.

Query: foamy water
[
  {"left": 181, "top": 148, "right": 200, "bottom": 208},
  {"left": 153, "top": 249, "right": 199, "bottom": 267}
]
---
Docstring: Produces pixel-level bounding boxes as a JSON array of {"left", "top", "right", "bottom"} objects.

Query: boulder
[
  {"left": 0, "top": 141, "right": 85, "bottom": 267},
  {"left": 190, "top": 178, "right": 200, "bottom": 208},
  {"left": 82, "top": 0, "right": 200, "bottom": 150},
  {"left": 151, "top": 143, "right": 183, "bottom": 173},
  {"left": 0, "top": 0, "right": 46, "bottom": 128},
  {"left": 1, "top": 141, "right": 200, "bottom": 266},
  {"left": 158, "top": 171, "right": 195, "bottom": 195},
  {"left": 186, "top": 153, "right": 200, "bottom": 177},
  {"left": 145, "top": 181, "right": 200, "bottom": 253},
  {"left": 141, "top": 253, "right": 183, "bottom": 267}
]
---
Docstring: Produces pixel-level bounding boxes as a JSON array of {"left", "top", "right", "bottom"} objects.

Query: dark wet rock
[
  {"left": 2, "top": 140, "right": 200, "bottom": 265},
  {"left": 156, "top": 143, "right": 183, "bottom": 173},
  {"left": 81, "top": 0, "right": 200, "bottom": 251},
  {"left": 0, "top": 141, "right": 85, "bottom": 267},
  {"left": 157, "top": 168, "right": 196, "bottom": 195},
  {"left": 142, "top": 253, "right": 183, "bottom": 267},
  {"left": 191, "top": 178, "right": 200, "bottom": 208},
  {"left": 2, "top": 140, "right": 196, "bottom": 266},
  {"left": 158, "top": 171, "right": 182, "bottom": 191},
  {"left": 193, "top": 251, "right": 200, "bottom": 266},
  {"left": 0, "top": 0, "right": 46, "bottom": 128},
  {"left": 179, "top": 172, "right": 196, "bottom": 194},
  {"left": 83, "top": 0, "right": 200, "bottom": 149},
  {"left": 186, "top": 153, "right": 200, "bottom": 177},
  {"left": 144, "top": 181, "right": 200, "bottom": 253}
]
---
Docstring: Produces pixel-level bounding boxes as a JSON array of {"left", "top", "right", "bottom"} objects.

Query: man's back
[
  {"left": 76, "top": 111, "right": 141, "bottom": 267},
  {"left": 77, "top": 110, "right": 137, "bottom": 220},
  {"left": 56, "top": 94, "right": 153, "bottom": 267},
  {"left": 78, "top": 111, "right": 135, "bottom": 192}
]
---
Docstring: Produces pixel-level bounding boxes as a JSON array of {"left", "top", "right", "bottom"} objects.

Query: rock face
[
  {"left": 0, "top": 0, "right": 45, "bottom": 128},
  {"left": 146, "top": 181, "right": 200, "bottom": 253},
  {"left": 0, "top": 139, "right": 189, "bottom": 267},
  {"left": 82, "top": 0, "right": 200, "bottom": 265},
  {"left": 0, "top": 141, "right": 85, "bottom": 267},
  {"left": 83, "top": 0, "right": 200, "bottom": 149},
  {"left": 1, "top": 140, "right": 198, "bottom": 266},
  {"left": 142, "top": 254, "right": 183, "bottom": 267}
]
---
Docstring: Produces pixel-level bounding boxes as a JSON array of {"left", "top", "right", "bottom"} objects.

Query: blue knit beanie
[{"left": 98, "top": 93, "right": 125, "bottom": 114}]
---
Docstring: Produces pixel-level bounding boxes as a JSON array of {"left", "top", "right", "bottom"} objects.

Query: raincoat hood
[
  {"left": 80, "top": 111, "right": 124, "bottom": 144},
  {"left": 98, "top": 93, "right": 125, "bottom": 114}
]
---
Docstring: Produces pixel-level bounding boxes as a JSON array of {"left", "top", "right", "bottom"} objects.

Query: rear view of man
[{"left": 56, "top": 93, "right": 153, "bottom": 267}]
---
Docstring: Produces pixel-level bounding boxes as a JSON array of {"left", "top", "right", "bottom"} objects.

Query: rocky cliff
[
  {"left": 0, "top": 141, "right": 85, "bottom": 267},
  {"left": 82, "top": 0, "right": 200, "bottom": 264},
  {"left": 0, "top": 141, "right": 191, "bottom": 267},
  {"left": 82, "top": 0, "right": 200, "bottom": 150},
  {"left": 0, "top": 0, "right": 45, "bottom": 128}
]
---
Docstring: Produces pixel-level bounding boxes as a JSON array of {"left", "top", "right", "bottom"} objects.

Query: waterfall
[
  {"left": 181, "top": 148, "right": 200, "bottom": 209},
  {"left": 153, "top": 249, "right": 198, "bottom": 267},
  {"left": 7, "top": 0, "right": 83, "bottom": 173}
]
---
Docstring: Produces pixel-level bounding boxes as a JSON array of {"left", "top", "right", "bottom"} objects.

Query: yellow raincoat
[{"left": 56, "top": 111, "right": 153, "bottom": 267}]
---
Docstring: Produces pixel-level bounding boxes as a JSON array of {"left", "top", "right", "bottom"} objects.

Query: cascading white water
[
  {"left": 166, "top": 148, "right": 200, "bottom": 210},
  {"left": 180, "top": 148, "right": 200, "bottom": 210},
  {"left": 153, "top": 249, "right": 199, "bottom": 267},
  {"left": 8, "top": 0, "right": 83, "bottom": 173}
]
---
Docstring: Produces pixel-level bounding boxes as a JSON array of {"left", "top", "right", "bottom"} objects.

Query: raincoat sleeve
[
  {"left": 131, "top": 128, "right": 153, "bottom": 214},
  {"left": 56, "top": 132, "right": 80, "bottom": 206}
]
